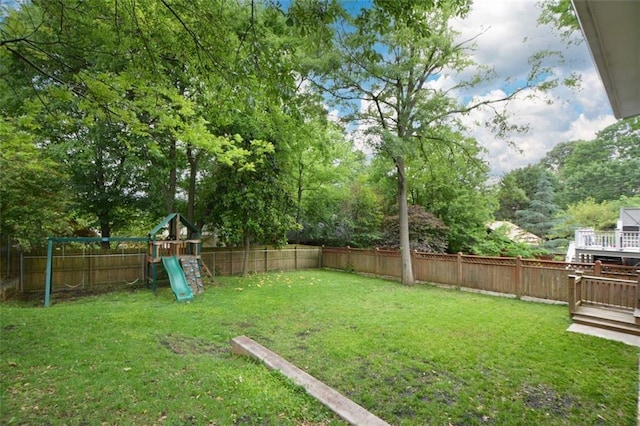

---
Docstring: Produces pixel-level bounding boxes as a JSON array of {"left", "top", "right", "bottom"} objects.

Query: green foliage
[
  {"left": 370, "top": 134, "right": 495, "bottom": 253},
  {"left": 495, "top": 173, "right": 529, "bottom": 222},
  {"left": 5, "top": 0, "right": 629, "bottom": 259},
  {"left": 537, "top": 0, "right": 580, "bottom": 41},
  {"left": 514, "top": 171, "right": 559, "bottom": 238},
  {"left": 202, "top": 137, "right": 296, "bottom": 249},
  {"left": 496, "top": 165, "right": 553, "bottom": 221},
  {"left": 0, "top": 117, "right": 71, "bottom": 250},
  {"left": 1, "top": 0, "right": 318, "bottom": 240},
  {"left": 545, "top": 118, "right": 640, "bottom": 207},
  {"left": 315, "top": 0, "right": 560, "bottom": 281},
  {"left": 298, "top": 180, "right": 383, "bottom": 248}
]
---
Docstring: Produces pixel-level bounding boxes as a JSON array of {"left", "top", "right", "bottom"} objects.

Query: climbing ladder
[{"left": 179, "top": 256, "right": 205, "bottom": 295}]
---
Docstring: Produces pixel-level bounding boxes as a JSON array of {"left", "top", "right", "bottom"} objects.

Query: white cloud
[{"left": 449, "top": 0, "right": 616, "bottom": 175}]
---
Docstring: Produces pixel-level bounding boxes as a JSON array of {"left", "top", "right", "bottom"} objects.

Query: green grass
[{"left": 1, "top": 270, "right": 638, "bottom": 425}]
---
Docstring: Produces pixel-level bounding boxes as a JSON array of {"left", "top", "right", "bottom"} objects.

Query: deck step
[{"left": 572, "top": 313, "right": 640, "bottom": 336}]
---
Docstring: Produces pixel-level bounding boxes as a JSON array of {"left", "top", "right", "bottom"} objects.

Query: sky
[
  {"left": 339, "top": 0, "right": 617, "bottom": 177},
  {"left": 449, "top": 0, "right": 616, "bottom": 176}
]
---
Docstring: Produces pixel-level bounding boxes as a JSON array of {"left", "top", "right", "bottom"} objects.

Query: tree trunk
[
  {"left": 396, "top": 156, "right": 414, "bottom": 284},
  {"left": 99, "top": 214, "right": 111, "bottom": 250},
  {"left": 242, "top": 231, "right": 251, "bottom": 277},
  {"left": 163, "top": 139, "right": 177, "bottom": 214},
  {"left": 186, "top": 145, "right": 200, "bottom": 224},
  {"left": 294, "top": 164, "right": 304, "bottom": 244}
]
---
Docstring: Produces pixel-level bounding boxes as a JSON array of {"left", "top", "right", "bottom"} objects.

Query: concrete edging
[{"left": 230, "top": 335, "right": 389, "bottom": 426}]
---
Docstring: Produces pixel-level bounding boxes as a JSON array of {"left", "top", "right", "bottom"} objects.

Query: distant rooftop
[{"left": 488, "top": 221, "right": 543, "bottom": 245}]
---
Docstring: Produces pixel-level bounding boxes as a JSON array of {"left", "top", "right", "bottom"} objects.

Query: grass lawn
[{"left": 1, "top": 270, "right": 638, "bottom": 425}]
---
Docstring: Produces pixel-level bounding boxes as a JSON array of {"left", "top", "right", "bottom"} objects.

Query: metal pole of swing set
[{"left": 44, "top": 238, "right": 54, "bottom": 307}]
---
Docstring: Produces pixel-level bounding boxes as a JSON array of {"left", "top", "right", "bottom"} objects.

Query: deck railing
[
  {"left": 575, "top": 229, "right": 640, "bottom": 252},
  {"left": 567, "top": 274, "right": 639, "bottom": 314}
]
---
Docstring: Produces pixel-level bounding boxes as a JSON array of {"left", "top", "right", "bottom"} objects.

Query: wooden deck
[
  {"left": 567, "top": 274, "right": 640, "bottom": 338},
  {"left": 571, "top": 304, "right": 640, "bottom": 336}
]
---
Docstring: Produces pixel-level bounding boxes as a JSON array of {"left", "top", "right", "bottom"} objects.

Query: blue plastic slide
[{"left": 161, "top": 256, "right": 194, "bottom": 302}]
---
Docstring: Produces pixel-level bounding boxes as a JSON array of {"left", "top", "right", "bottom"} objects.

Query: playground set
[{"left": 44, "top": 213, "right": 210, "bottom": 307}]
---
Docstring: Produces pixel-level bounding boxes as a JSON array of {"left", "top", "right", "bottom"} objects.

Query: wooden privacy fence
[
  {"left": 6, "top": 244, "right": 637, "bottom": 304},
  {"left": 200, "top": 246, "right": 322, "bottom": 276},
  {"left": 321, "top": 247, "right": 640, "bottom": 303},
  {"left": 10, "top": 245, "right": 322, "bottom": 294},
  {"left": 18, "top": 247, "right": 148, "bottom": 293}
]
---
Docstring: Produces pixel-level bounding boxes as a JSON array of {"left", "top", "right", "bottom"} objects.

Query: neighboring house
[
  {"left": 488, "top": 221, "right": 543, "bottom": 245},
  {"left": 570, "top": 207, "right": 640, "bottom": 266}
]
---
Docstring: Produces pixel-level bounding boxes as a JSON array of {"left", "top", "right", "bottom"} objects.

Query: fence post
[
  {"left": 515, "top": 256, "right": 522, "bottom": 298},
  {"left": 319, "top": 246, "right": 323, "bottom": 269},
  {"left": 375, "top": 248, "right": 379, "bottom": 276},
  {"left": 347, "top": 246, "right": 351, "bottom": 271},
  {"left": 44, "top": 238, "right": 54, "bottom": 307},
  {"left": 456, "top": 252, "right": 463, "bottom": 289},
  {"left": 88, "top": 247, "right": 93, "bottom": 288},
  {"left": 635, "top": 275, "right": 640, "bottom": 320},
  {"left": 295, "top": 245, "right": 298, "bottom": 271},
  {"left": 594, "top": 260, "right": 602, "bottom": 276},
  {"left": 264, "top": 246, "right": 268, "bottom": 272},
  {"left": 567, "top": 274, "right": 578, "bottom": 314},
  {"left": 19, "top": 250, "right": 24, "bottom": 292}
]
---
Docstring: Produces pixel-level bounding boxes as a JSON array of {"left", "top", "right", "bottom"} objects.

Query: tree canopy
[{"left": 2, "top": 0, "right": 635, "bottom": 263}]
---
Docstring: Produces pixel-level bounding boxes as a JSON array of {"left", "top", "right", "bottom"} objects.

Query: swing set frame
[{"left": 44, "top": 236, "right": 149, "bottom": 307}]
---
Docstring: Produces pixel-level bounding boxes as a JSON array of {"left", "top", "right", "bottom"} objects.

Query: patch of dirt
[
  {"left": 159, "top": 334, "right": 228, "bottom": 356},
  {"left": 354, "top": 360, "right": 464, "bottom": 422},
  {"left": 236, "top": 320, "right": 254, "bottom": 329},
  {"left": 519, "top": 383, "right": 577, "bottom": 416},
  {"left": 18, "top": 283, "right": 146, "bottom": 305},
  {"left": 296, "top": 328, "right": 321, "bottom": 339}
]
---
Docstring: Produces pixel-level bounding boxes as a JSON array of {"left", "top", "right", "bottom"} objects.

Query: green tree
[
  {"left": 496, "top": 165, "right": 555, "bottom": 221},
  {"left": 515, "top": 171, "right": 559, "bottom": 238},
  {"left": 0, "top": 117, "right": 70, "bottom": 250},
  {"left": 316, "top": 0, "right": 556, "bottom": 283},
  {"left": 556, "top": 118, "right": 640, "bottom": 206},
  {"left": 301, "top": 179, "right": 383, "bottom": 248},
  {"left": 495, "top": 173, "right": 529, "bottom": 222},
  {"left": 0, "top": 0, "right": 269, "bottom": 240},
  {"left": 371, "top": 132, "right": 495, "bottom": 253},
  {"left": 201, "top": 137, "right": 296, "bottom": 276},
  {"left": 551, "top": 195, "right": 640, "bottom": 240}
]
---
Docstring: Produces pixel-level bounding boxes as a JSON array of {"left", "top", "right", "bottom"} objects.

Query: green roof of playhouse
[{"left": 148, "top": 213, "right": 200, "bottom": 240}]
